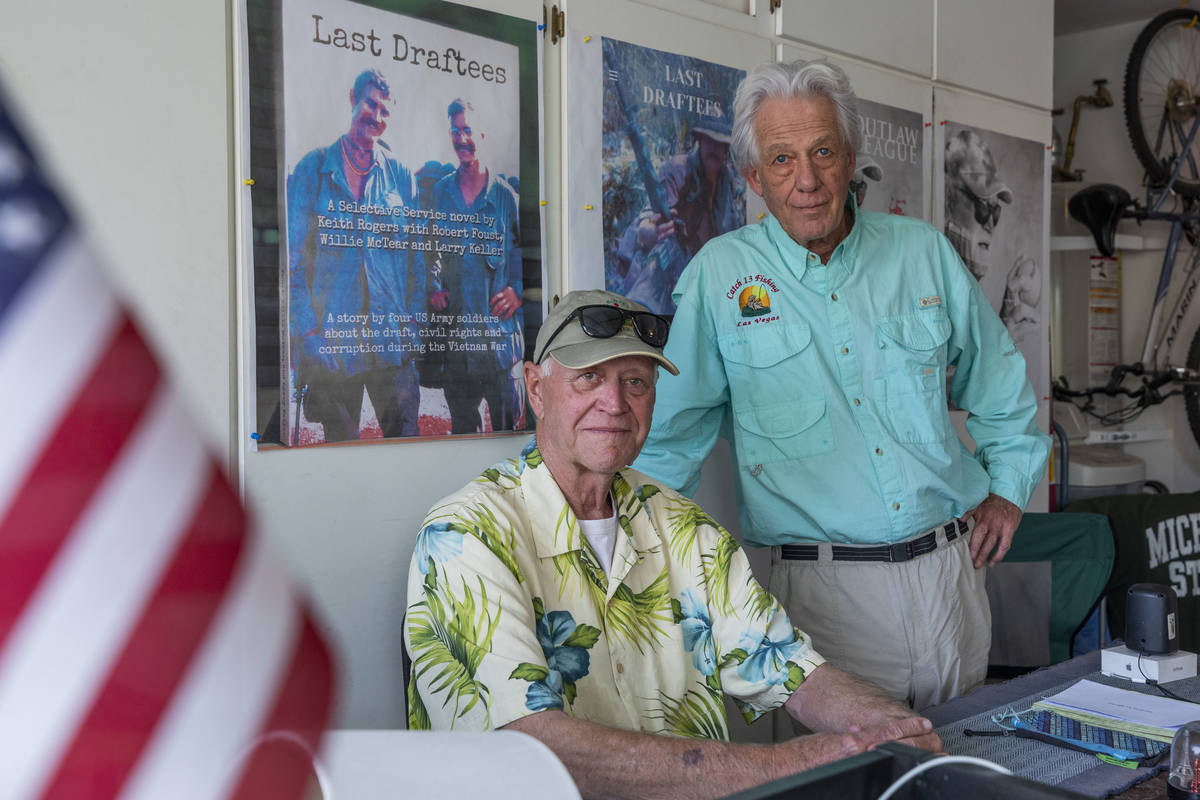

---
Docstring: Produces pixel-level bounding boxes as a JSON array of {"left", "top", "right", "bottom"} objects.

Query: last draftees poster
[
  {"left": 279, "top": 0, "right": 538, "bottom": 446},
  {"left": 601, "top": 38, "right": 746, "bottom": 316}
]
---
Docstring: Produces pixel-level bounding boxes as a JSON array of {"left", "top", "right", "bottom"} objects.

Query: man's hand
[
  {"left": 489, "top": 285, "right": 522, "bottom": 320},
  {"left": 431, "top": 289, "right": 450, "bottom": 311},
  {"left": 784, "top": 663, "right": 942, "bottom": 755},
  {"left": 964, "top": 493, "right": 1022, "bottom": 567},
  {"left": 783, "top": 717, "right": 940, "bottom": 774},
  {"left": 849, "top": 716, "right": 941, "bottom": 753}
]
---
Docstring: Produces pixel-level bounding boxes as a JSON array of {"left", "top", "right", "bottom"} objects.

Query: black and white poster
[{"left": 939, "top": 121, "right": 1048, "bottom": 397}]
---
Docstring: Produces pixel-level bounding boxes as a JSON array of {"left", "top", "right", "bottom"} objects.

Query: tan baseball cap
[{"left": 535, "top": 290, "right": 679, "bottom": 375}]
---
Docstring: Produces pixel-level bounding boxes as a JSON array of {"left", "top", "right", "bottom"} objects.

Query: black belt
[{"left": 779, "top": 519, "right": 969, "bottom": 563}]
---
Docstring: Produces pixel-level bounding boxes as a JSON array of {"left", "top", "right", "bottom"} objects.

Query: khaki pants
[{"left": 768, "top": 527, "right": 990, "bottom": 739}]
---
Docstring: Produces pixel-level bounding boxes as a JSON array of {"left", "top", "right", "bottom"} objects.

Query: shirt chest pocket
[
  {"left": 717, "top": 323, "right": 835, "bottom": 467},
  {"left": 874, "top": 309, "right": 953, "bottom": 443}
]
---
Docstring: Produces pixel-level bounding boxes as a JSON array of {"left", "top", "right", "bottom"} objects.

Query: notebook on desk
[{"left": 1032, "top": 678, "right": 1200, "bottom": 743}]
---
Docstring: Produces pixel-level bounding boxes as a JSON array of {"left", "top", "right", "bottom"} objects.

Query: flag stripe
[
  {"left": 229, "top": 616, "right": 335, "bottom": 800},
  {"left": 119, "top": 536, "right": 302, "bottom": 800},
  {"left": 39, "top": 469, "right": 247, "bottom": 800},
  {"left": 0, "top": 238, "right": 119, "bottom": 526},
  {"left": 0, "top": 313, "right": 159, "bottom": 654},
  {"left": 0, "top": 387, "right": 208, "bottom": 800}
]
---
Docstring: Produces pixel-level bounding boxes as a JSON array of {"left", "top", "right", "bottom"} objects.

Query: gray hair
[{"left": 730, "top": 59, "right": 862, "bottom": 172}]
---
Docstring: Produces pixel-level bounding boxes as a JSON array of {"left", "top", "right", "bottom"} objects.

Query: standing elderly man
[
  {"left": 634, "top": 59, "right": 1051, "bottom": 712},
  {"left": 406, "top": 289, "right": 939, "bottom": 800}
]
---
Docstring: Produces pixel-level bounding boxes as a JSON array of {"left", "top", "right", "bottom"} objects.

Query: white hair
[{"left": 730, "top": 58, "right": 862, "bottom": 173}]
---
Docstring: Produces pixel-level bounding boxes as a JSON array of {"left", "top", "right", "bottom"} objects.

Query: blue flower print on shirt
[
  {"left": 511, "top": 604, "right": 600, "bottom": 712},
  {"left": 735, "top": 611, "right": 806, "bottom": 687},
  {"left": 524, "top": 669, "right": 565, "bottom": 711},
  {"left": 413, "top": 521, "right": 464, "bottom": 575},
  {"left": 538, "top": 610, "right": 592, "bottom": 682},
  {"left": 677, "top": 588, "right": 716, "bottom": 675}
]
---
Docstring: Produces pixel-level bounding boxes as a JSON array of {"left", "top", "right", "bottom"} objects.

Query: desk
[{"left": 923, "top": 650, "right": 1200, "bottom": 798}]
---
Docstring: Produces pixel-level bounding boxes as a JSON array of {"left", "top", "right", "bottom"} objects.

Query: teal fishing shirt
[{"left": 634, "top": 208, "right": 1050, "bottom": 547}]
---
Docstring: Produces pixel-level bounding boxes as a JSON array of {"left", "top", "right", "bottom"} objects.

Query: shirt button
[
  {"left": 616, "top": 663, "right": 625, "bottom": 674},
  {"left": 853, "top": 398, "right": 861, "bottom": 406},
  {"left": 831, "top": 293, "right": 838, "bottom": 301},
  {"left": 893, "top": 502, "right": 901, "bottom": 510},
  {"left": 875, "top": 447, "right": 883, "bottom": 456},
  {"left": 840, "top": 346, "right": 849, "bottom": 355}
]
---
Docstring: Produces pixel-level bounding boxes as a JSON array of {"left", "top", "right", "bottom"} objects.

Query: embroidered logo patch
[
  {"left": 919, "top": 295, "right": 942, "bottom": 307},
  {"left": 738, "top": 285, "right": 772, "bottom": 317},
  {"left": 727, "top": 276, "right": 781, "bottom": 327}
]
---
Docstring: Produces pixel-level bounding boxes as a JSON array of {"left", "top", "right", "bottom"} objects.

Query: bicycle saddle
[{"left": 1067, "top": 184, "right": 1132, "bottom": 257}]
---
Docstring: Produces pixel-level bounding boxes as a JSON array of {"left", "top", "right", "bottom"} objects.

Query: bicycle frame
[{"left": 1132, "top": 112, "right": 1200, "bottom": 372}]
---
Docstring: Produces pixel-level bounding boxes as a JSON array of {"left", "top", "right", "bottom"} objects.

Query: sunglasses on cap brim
[{"left": 535, "top": 304, "right": 671, "bottom": 364}]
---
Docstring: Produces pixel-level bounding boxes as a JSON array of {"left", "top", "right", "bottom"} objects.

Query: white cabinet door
[
  {"left": 936, "top": 0, "right": 1053, "bottom": 108},
  {"left": 776, "top": 0, "right": 934, "bottom": 77}
]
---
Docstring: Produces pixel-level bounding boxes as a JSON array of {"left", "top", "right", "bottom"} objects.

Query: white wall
[
  {"left": 2, "top": 0, "right": 1053, "bottom": 732},
  {"left": 1053, "top": 19, "right": 1200, "bottom": 495},
  {"left": 0, "top": 2, "right": 234, "bottom": 458}
]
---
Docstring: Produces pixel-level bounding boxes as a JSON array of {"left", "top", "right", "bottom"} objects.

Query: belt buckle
[{"left": 888, "top": 541, "right": 910, "bottom": 563}]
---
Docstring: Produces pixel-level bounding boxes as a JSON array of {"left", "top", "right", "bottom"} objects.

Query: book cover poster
[
  {"left": 601, "top": 38, "right": 746, "bottom": 315},
  {"left": 939, "top": 121, "right": 1049, "bottom": 398},
  {"left": 279, "top": 0, "right": 537, "bottom": 445},
  {"left": 854, "top": 97, "right": 927, "bottom": 219}
]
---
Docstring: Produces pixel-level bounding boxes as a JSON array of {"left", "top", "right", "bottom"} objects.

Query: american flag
[{"left": 0, "top": 94, "right": 335, "bottom": 797}]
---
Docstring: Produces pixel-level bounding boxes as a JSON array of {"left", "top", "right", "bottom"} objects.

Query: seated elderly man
[{"left": 405, "top": 289, "right": 940, "bottom": 799}]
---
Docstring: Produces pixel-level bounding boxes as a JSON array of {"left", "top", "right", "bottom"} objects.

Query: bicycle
[{"left": 1053, "top": 7, "right": 1200, "bottom": 446}]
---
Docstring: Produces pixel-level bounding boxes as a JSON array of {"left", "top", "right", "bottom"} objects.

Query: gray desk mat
[{"left": 923, "top": 653, "right": 1200, "bottom": 797}]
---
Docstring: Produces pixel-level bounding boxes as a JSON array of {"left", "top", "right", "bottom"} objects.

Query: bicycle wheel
[
  {"left": 1185, "top": 323, "right": 1200, "bottom": 448},
  {"left": 1125, "top": 8, "right": 1200, "bottom": 197}
]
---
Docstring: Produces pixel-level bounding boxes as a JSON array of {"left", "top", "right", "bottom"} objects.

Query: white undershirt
[{"left": 578, "top": 503, "right": 620, "bottom": 575}]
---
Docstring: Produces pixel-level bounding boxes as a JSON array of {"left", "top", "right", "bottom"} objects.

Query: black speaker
[{"left": 1126, "top": 583, "right": 1179, "bottom": 655}]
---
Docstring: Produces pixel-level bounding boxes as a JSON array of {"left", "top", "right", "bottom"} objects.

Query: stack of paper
[{"left": 1033, "top": 679, "right": 1200, "bottom": 743}]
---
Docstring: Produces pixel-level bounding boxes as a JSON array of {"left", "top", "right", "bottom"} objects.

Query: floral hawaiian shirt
[{"left": 405, "top": 440, "right": 825, "bottom": 738}]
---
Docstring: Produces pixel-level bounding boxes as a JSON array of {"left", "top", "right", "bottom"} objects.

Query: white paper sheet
[{"left": 1040, "top": 679, "right": 1200, "bottom": 731}]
